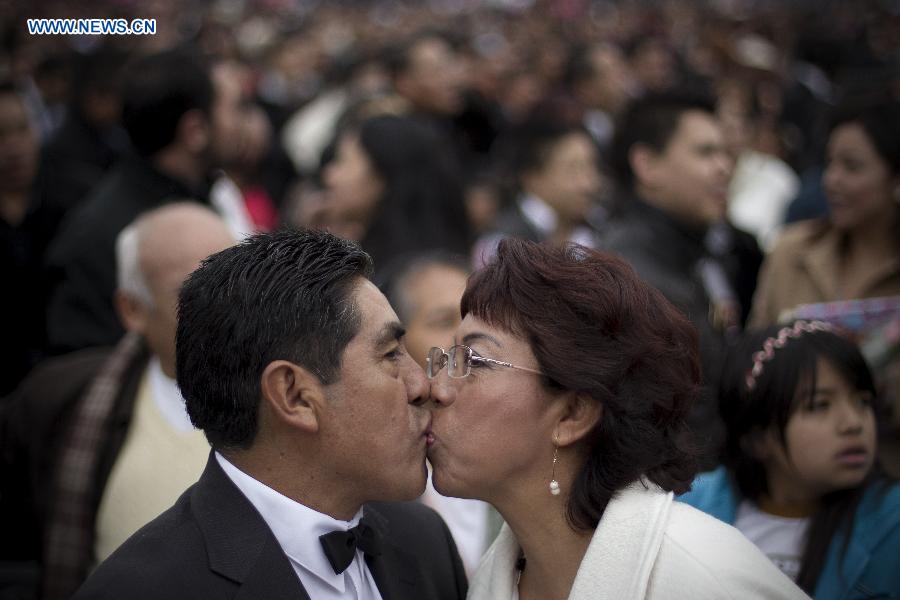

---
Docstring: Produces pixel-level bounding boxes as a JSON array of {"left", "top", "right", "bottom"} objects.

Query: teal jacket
[{"left": 679, "top": 467, "right": 900, "bottom": 599}]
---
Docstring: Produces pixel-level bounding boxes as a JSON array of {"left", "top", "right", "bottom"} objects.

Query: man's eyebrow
[
  {"left": 374, "top": 321, "right": 406, "bottom": 347},
  {"left": 461, "top": 332, "right": 502, "bottom": 348}
]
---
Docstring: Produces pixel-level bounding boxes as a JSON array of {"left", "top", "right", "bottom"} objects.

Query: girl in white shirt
[{"left": 681, "top": 321, "right": 900, "bottom": 598}]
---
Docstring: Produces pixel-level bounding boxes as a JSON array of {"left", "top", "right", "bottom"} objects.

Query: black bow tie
[{"left": 319, "top": 519, "right": 382, "bottom": 575}]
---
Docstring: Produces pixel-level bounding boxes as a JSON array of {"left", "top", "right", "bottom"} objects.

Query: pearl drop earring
[{"left": 549, "top": 433, "right": 560, "bottom": 496}]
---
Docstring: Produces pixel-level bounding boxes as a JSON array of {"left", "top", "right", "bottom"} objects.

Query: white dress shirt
[
  {"left": 209, "top": 174, "right": 256, "bottom": 240},
  {"left": 215, "top": 453, "right": 384, "bottom": 600},
  {"left": 420, "top": 471, "right": 492, "bottom": 577},
  {"left": 518, "top": 194, "right": 598, "bottom": 249},
  {"left": 147, "top": 357, "right": 194, "bottom": 432},
  {"left": 472, "top": 193, "right": 598, "bottom": 269}
]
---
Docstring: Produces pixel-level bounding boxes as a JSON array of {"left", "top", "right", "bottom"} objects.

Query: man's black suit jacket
[
  {"left": 72, "top": 454, "right": 468, "bottom": 600},
  {"left": 43, "top": 155, "right": 208, "bottom": 354}
]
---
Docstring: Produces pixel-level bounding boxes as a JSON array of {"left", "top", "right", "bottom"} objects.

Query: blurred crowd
[
  {"left": 1, "top": 0, "right": 895, "bottom": 381},
  {"left": 0, "top": 0, "right": 898, "bottom": 598}
]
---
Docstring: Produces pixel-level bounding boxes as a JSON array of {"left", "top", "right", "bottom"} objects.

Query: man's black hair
[
  {"left": 176, "top": 228, "right": 373, "bottom": 450},
  {"left": 608, "top": 91, "right": 716, "bottom": 189},
  {"left": 122, "top": 48, "right": 213, "bottom": 157}
]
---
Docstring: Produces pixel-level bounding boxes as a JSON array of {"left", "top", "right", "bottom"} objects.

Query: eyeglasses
[{"left": 426, "top": 345, "right": 545, "bottom": 379}]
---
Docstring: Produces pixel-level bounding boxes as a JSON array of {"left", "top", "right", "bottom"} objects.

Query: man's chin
[
  {"left": 397, "top": 481, "right": 428, "bottom": 502},
  {"left": 391, "top": 469, "right": 429, "bottom": 502}
]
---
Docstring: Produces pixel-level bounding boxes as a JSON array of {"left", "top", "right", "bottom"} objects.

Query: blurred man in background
[
  {"left": 380, "top": 252, "right": 499, "bottom": 576},
  {"left": 604, "top": 91, "right": 762, "bottom": 467},
  {"left": 43, "top": 49, "right": 247, "bottom": 354},
  {"left": 1, "top": 203, "right": 235, "bottom": 600}
]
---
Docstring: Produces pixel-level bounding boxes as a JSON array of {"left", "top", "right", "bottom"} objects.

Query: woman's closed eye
[{"left": 469, "top": 353, "right": 494, "bottom": 370}]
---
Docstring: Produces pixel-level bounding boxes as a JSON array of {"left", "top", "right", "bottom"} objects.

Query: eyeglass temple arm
[{"left": 476, "top": 356, "right": 545, "bottom": 376}]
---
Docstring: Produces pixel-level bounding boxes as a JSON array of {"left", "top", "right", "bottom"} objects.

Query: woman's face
[
  {"left": 322, "top": 134, "right": 385, "bottom": 235},
  {"left": 823, "top": 122, "right": 896, "bottom": 233},
  {"left": 427, "top": 314, "right": 559, "bottom": 502},
  {"left": 759, "top": 357, "right": 877, "bottom": 505}
]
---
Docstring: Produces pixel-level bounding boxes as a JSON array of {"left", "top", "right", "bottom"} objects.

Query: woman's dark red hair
[{"left": 461, "top": 238, "right": 700, "bottom": 529}]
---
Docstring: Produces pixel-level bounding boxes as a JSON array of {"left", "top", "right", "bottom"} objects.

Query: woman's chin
[{"left": 430, "top": 468, "right": 471, "bottom": 499}]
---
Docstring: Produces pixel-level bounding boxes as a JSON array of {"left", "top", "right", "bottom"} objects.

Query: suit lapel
[
  {"left": 191, "top": 452, "right": 309, "bottom": 600},
  {"left": 234, "top": 536, "right": 312, "bottom": 600},
  {"left": 363, "top": 505, "right": 419, "bottom": 600}
]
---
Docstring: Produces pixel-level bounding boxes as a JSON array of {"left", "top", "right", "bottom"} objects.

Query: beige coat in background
[{"left": 749, "top": 220, "right": 900, "bottom": 328}]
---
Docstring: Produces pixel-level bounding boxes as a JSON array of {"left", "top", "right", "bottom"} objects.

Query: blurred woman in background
[
  {"left": 750, "top": 101, "right": 899, "bottom": 325},
  {"left": 321, "top": 113, "right": 471, "bottom": 274}
]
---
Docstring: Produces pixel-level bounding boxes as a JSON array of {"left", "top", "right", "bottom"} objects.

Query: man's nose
[
  {"left": 405, "top": 358, "right": 429, "bottom": 407},
  {"left": 715, "top": 151, "right": 734, "bottom": 179}
]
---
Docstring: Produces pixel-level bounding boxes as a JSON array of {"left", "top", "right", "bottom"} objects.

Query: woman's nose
[
  {"left": 823, "top": 163, "right": 839, "bottom": 193},
  {"left": 428, "top": 370, "right": 457, "bottom": 408}
]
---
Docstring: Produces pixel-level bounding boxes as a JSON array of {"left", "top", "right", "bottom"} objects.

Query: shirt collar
[
  {"left": 518, "top": 193, "right": 558, "bottom": 237},
  {"left": 148, "top": 357, "right": 194, "bottom": 433},
  {"left": 214, "top": 452, "right": 363, "bottom": 593},
  {"left": 518, "top": 193, "right": 599, "bottom": 248}
]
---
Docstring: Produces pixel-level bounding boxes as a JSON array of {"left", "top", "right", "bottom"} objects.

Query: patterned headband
[{"left": 745, "top": 320, "right": 837, "bottom": 391}]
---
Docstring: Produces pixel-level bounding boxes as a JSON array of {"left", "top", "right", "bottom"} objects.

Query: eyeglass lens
[
  {"left": 449, "top": 345, "right": 470, "bottom": 378},
  {"left": 426, "top": 347, "right": 444, "bottom": 378},
  {"left": 427, "top": 346, "right": 473, "bottom": 378}
]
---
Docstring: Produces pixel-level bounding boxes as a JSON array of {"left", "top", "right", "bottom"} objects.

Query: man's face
[
  {"left": 524, "top": 132, "right": 601, "bottom": 224},
  {"left": 402, "top": 265, "right": 468, "bottom": 369},
  {"left": 398, "top": 37, "right": 465, "bottom": 116},
  {"left": 319, "top": 279, "right": 431, "bottom": 504},
  {"left": 0, "top": 92, "right": 38, "bottom": 194},
  {"left": 207, "top": 62, "right": 246, "bottom": 168},
  {"left": 638, "top": 111, "right": 732, "bottom": 227},
  {"left": 631, "top": 40, "right": 676, "bottom": 93},
  {"left": 585, "top": 46, "right": 631, "bottom": 114}
]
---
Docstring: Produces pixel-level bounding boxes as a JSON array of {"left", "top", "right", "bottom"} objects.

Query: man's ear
[
  {"left": 114, "top": 289, "right": 148, "bottom": 334},
  {"left": 556, "top": 392, "right": 603, "bottom": 447},
  {"left": 629, "top": 143, "right": 660, "bottom": 188},
  {"left": 177, "top": 108, "right": 210, "bottom": 154},
  {"left": 260, "top": 360, "right": 325, "bottom": 434},
  {"left": 393, "top": 72, "right": 414, "bottom": 101}
]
